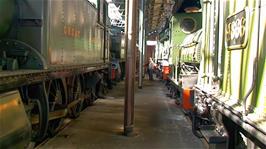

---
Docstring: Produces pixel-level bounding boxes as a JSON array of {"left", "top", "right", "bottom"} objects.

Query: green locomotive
[
  {"left": 170, "top": 0, "right": 266, "bottom": 148},
  {"left": 0, "top": 0, "right": 110, "bottom": 148},
  {"left": 196, "top": 0, "right": 266, "bottom": 148}
]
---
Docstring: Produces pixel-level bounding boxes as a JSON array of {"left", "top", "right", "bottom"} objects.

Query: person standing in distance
[{"left": 147, "top": 57, "right": 156, "bottom": 80}]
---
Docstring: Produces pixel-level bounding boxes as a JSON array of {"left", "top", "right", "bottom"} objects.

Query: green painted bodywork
[
  {"left": 180, "top": 29, "right": 202, "bottom": 63},
  {"left": 0, "top": 0, "right": 15, "bottom": 38},
  {"left": 171, "top": 13, "right": 202, "bottom": 65},
  {"left": 0, "top": 0, "right": 109, "bottom": 71},
  {"left": 198, "top": 0, "right": 266, "bottom": 136}
]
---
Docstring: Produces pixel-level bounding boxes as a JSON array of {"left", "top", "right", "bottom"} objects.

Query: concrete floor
[{"left": 38, "top": 79, "right": 204, "bottom": 149}]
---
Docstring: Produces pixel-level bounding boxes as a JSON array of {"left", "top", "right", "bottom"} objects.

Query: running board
[
  {"left": 199, "top": 125, "right": 227, "bottom": 149},
  {"left": 31, "top": 109, "right": 68, "bottom": 124}
]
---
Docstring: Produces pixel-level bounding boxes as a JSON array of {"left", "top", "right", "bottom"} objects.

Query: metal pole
[
  {"left": 142, "top": 13, "right": 147, "bottom": 78},
  {"left": 138, "top": 0, "right": 144, "bottom": 89},
  {"left": 124, "top": 0, "right": 137, "bottom": 136}
]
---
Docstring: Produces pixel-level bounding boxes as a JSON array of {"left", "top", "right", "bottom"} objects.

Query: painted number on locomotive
[{"left": 225, "top": 8, "right": 249, "bottom": 50}]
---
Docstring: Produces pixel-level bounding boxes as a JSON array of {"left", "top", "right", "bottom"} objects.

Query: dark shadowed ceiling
[{"left": 108, "top": 0, "right": 201, "bottom": 36}]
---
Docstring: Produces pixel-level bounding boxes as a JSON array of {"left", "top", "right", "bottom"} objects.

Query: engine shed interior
[{"left": 0, "top": 0, "right": 265, "bottom": 149}]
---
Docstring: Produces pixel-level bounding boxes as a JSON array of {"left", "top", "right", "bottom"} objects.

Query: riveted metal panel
[
  {"left": 48, "top": 0, "right": 105, "bottom": 66},
  {"left": 13, "top": 0, "right": 106, "bottom": 67},
  {"left": 16, "top": 0, "right": 48, "bottom": 57}
]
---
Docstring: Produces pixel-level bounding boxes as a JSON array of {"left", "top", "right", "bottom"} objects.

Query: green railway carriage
[
  {"left": 0, "top": 0, "right": 110, "bottom": 148},
  {"left": 192, "top": 0, "right": 266, "bottom": 148}
]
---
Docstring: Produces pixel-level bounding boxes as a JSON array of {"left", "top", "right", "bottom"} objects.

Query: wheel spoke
[
  {"left": 55, "top": 81, "right": 59, "bottom": 90},
  {"left": 49, "top": 91, "right": 57, "bottom": 99},
  {"left": 50, "top": 101, "right": 56, "bottom": 111},
  {"left": 68, "top": 77, "right": 82, "bottom": 118},
  {"left": 50, "top": 82, "right": 56, "bottom": 92},
  {"left": 46, "top": 80, "right": 65, "bottom": 136}
]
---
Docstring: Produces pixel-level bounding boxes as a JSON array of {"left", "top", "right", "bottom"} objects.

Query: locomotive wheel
[
  {"left": 68, "top": 76, "right": 82, "bottom": 118},
  {"left": 83, "top": 74, "right": 97, "bottom": 107},
  {"left": 100, "top": 79, "right": 108, "bottom": 95},
  {"left": 83, "top": 87, "right": 95, "bottom": 107},
  {"left": 79, "top": 75, "right": 93, "bottom": 109},
  {"left": 95, "top": 79, "right": 107, "bottom": 99},
  {"left": 21, "top": 83, "right": 49, "bottom": 143},
  {"left": 46, "top": 79, "right": 66, "bottom": 136}
]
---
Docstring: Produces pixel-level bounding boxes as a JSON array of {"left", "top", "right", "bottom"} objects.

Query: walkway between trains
[{"left": 38, "top": 79, "right": 204, "bottom": 149}]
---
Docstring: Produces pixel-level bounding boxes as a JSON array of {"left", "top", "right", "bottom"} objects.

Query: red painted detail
[
  {"left": 111, "top": 69, "right": 116, "bottom": 80},
  {"left": 163, "top": 66, "right": 170, "bottom": 80},
  {"left": 182, "top": 88, "right": 193, "bottom": 110}
]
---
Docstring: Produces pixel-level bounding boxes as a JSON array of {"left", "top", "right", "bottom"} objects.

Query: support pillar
[
  {"left": 138, "top": 0, "right": 144, "bottom": 89},
  {"left": 124, "top": 0, "right": 138, "bottom": 136}
]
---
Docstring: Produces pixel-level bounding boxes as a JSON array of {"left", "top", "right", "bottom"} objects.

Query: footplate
[{"left": 199, "top": 125, "right": 227, "bottom": 149}]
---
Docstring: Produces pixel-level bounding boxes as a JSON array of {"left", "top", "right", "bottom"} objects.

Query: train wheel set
[
  {"left": 0, "top": 68, "right": 110, "bottom": 147},
  {"left": 0, "top": 0, "right": 115, "bottom": 147}
]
